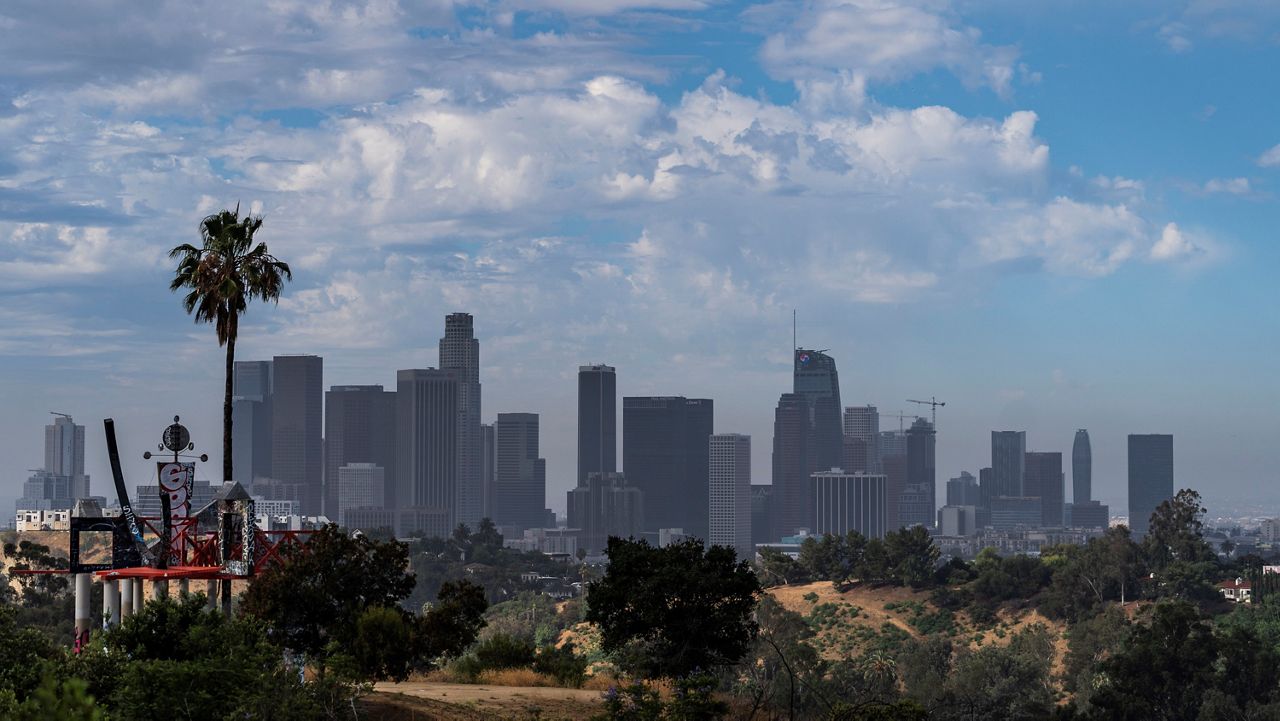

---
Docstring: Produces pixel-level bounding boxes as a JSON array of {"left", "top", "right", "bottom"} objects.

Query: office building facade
[
  {"left": 232, "top": 360, "right": 273, "bottom": 489},
  {"left": 842, "top": 405, "right": 879, "bottom": 471},
  {"left": 1128, "top": 434, "right": 1174, "bottom": 537},
  {"left": 708, "top": 433, "right": 752, "bottom": 559},
  {"left": 1072, "top": 429, "right": 1092, "bottom": 505},
  {"left": 811, "top": 470, "right": 887, "bottom": 539},
  {"left": 623, "top": 396, "right": 714, "bottom": 540},
  {"left": 567, "top": 472, "right": 644, "bottom": 556},
  {"left": 271, "top": 355, "right": 323, "bottom": 513},
  {"left": 772, "top": 392, "right": 811, "bottom": 538},
  {"left": 1024, "top": 451, "right": 1064, "bottom": 527},
  {"left": 396, "top": 369, "right": 459, "bottom": 536},
  {"left": 794, "top": 349, "right": 843, "bottom": 474},
  {"left": 991, "top": 431, "right": 1026, "bottom": 498},
  {"left": 947, "top": 472, "right": 981, "bottom": 507},
  {"left": 440, "top": 313, "right": 483, "bottom": 527},
  {"left": 324, "top": 385, "right": 396, "bottom": 515},
  {"left": 903, "top": 418, "right": 936, "bottom": 528},
  {"left": 45, "top": 414, "right": 89, "bottom": 499},
  {"left": 492, "top": 413, "right": 547, "bottom": 534},
  {"left": 336, "top": 463, "right": 385, "bottom": 527},
  {"left": 578, "top": 365, "right": 617, "bottom": 485}
]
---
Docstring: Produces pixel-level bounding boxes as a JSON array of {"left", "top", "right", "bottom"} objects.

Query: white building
[
  {"left": 15, "top": 509, "right": 71, "bottom": 531},
  {"left": 811, "top": 469, "right": 887, "bottom": 539},
  {"left": 938, "top": 505, "right": 978, "bottom": 537},
  {"left": 1262, "top": 518, "right": 1280, "bottom": 543},
  {"left": 708, "top": 433, "right": 752, "bottom": 559}
]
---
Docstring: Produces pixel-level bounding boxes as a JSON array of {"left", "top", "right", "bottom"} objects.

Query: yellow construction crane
[
  {"left": 907, "top": 397, "right": 945, "bottom": 426},
  {"left": 879, "top": 410, "right": 921, "bottom": 432}
]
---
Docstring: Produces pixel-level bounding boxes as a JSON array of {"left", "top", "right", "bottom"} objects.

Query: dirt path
[{"left": 370, "top": 681, "right": 603, "bottom": 720}]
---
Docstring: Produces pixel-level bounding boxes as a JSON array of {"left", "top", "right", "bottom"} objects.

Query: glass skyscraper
[{"left": 1128, "top": 434, "right": 1173, "bottom": 536}]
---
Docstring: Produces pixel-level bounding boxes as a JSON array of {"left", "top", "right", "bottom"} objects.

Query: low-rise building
[
  {"left": 1219, "top": 577, "right": 1253, "bottom": 603},
  {"left": 15, "top": 509, "right": 71, "bottom": 531}
]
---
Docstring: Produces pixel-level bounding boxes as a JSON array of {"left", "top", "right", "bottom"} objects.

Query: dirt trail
[{"left": 370, "top": 681, "right": 602, "bottom": 721}]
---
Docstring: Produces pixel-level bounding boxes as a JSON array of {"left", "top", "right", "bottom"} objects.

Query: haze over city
[{"left": 3, "top": 1, "right": 1279, "bottom": 519}]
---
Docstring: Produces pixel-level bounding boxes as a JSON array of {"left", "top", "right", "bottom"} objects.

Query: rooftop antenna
[{"left": 792, "top": 309, "right": 797, "bottom": 351}]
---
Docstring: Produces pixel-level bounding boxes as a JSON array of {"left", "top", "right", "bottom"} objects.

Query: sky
[{"left": 2, "top": 0, "right": 1278, "bottom": 518}]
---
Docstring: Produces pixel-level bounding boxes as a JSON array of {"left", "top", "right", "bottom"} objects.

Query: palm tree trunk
[{"left": 224, "top": 316, "right": 237, "bottom": 483}]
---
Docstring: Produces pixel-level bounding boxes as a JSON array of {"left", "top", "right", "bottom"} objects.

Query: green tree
[
  {"left": 0, "top": 605, "right": 56, "bottom": 703},
  {"left": 169, "top": 206, "right": 291, "bottom": 482},
  {"left": 586, "top": 537, "right": 760, "bottom": 679},
  {"left": 929, "top": 625, "right": 1055, "bottom": 721},
  {"left": 241, "top": 524, "right": 416, "bottom": 667},
  {"left": 1143, "top": 489, "right": 1217, "bottom": 571},
  {"left": 883, "top": 526, "right": 940, "bottom": 588}
]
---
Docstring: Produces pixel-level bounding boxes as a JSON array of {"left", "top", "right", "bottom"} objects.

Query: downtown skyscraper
[
  {"left": 270, "top": 355, "right": 323, "bottom": 514},
  {"left": 901, "top": 418, "right": 936, "bottom": 528},
  {"left": 324, "top": 385, "right": 396, "bottom": 516},
  {"left": 1024, "top": 451, "right": 1064, "bottom": 527},
  {"left": 1072, "top": 429, "right": 1092, "bottom": 505},
  {"left": 440, "top": 313, "right": 483, "bottom": 527},
  {"left": 232, "top": 360, "right": 273, "bottom": 490},
  {"left": 794, "top": 349, "right": 842, "bottom": 473},
  {"left": 1129, "top": 434, "right": 1174, "bottom": 536},
  {"left": 990, "top": 431, "right": 1027, "bottom": 498},
  {"left": 45, "top": 413, "right": 89, "bottom": 499},
  {"left": 772, "top": 392, "right": 810, "bottom": 539},
  {"left": 492, "top": 412, "right": 547, "bottom": 535},
  {"left": 624, "top": 396, "right": 714, "bottom": 540},
  {"left": 396, "top": 368, "right": 459, "bottom": 538},
  {"left": 577, "top": 365, "right": 617, "bottom": 485},
  {"left": 708, "top": 433, "right": 752, "bottom": 559}
]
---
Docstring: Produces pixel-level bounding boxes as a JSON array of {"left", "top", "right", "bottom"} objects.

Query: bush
[
  {"left": 533, "top": 642, "right": 589, "bottom": 688},
  {"left": 454, "top": 632, "right": 536, "bottom": 680}
]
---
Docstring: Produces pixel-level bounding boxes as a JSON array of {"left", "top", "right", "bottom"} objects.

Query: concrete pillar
[
  {"left": 151, "top": 579, "right": 169, "bottom": 602},
  {"left": 103, "top": 579, "right": 120, "bottom": 628},
  {"left": 177, "top": 578, "right": 190, "bottom": 597},
  {"left": 205, "top": 580, "right": 218, "bottom": 610},
  {"left": 120, "top": 578, "right": 134, "bottom": 618},
  {"left": 220, "top": 579, "right": 232, "bottom": 617},
  {"left": 133, "top": 578, "right": 144, "bottom": 611},
  {"left": 74, "top": 573, "right": 92, "bottom": 639}
]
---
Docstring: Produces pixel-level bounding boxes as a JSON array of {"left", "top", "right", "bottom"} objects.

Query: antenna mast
[{"left": 792, "top": 309, "right": 797, "bottom": 351}]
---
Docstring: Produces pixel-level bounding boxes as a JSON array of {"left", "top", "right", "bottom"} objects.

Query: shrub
[{"left": 533, "top": 642, "right": 589, "bottom": 688}]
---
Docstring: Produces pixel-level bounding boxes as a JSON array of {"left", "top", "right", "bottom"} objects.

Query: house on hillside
[{"left": 1219, "top": 577, "right": 1252, "bottom": 603}]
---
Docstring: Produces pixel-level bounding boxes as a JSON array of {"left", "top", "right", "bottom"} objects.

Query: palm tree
[{"left": 170, "top": 206, "right": 291, "bottom": 483}]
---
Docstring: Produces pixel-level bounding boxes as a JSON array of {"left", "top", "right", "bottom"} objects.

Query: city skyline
[{"left": 3, "top": 2, "right": 1279, "bottom": 518}]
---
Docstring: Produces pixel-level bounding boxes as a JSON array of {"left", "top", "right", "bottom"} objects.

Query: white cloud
[
  {"left": 759, "top": 0, "right": 1020, "bottom": 95},
  {"left": 1203, "top": 177, "right": 1251, "bottom": 195},
  {"left": 1150, "top": 222, "right": 1203, "bottom": 262},
  {"left": 1258, "top": 144, "right": 1280, "bottom": 168}
]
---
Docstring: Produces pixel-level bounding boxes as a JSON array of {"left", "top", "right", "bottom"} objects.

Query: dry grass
[{"left": 475, "top": 668, "right": 559, "bottom": 687}]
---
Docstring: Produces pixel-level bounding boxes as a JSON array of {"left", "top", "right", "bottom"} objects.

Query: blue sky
[{"left": 1, "top": 0, "right": 1277, "bottom": 518}]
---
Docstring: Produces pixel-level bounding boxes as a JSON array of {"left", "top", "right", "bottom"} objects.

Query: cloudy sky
[{"left": 2, "top": 0, "right": 1278, "bottom": 517}]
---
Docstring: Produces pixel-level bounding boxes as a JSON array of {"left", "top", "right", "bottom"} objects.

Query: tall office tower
[
  {"left": 271, "top": 355, "right": 323, "bottom": 512},
  {"left": 45, "top": 414, "right": 89, "bottom": 499},
  {"left": 772, "top": 393, "right": 811, "bottom": 538},
  {"left": 794, "top": 349, "right": 842, "bottom": 473},
  {"left": 623, "top": 396, "right": 714, "bottom": 540},
  {"left": 811, "top": 471, "right": 887, "bottom": 539},
  {"left": 1024, "top": 452, "right": 1064, "bottom": 527},
  {"left": 990, "top": 431, "right": 1027, "bottom": 498},
  {"left": 902, "top": 418, "right": 936, "bottom": 528},
  {"left": 232, "top": 360, "right": 274, "bottom": 489},
  {"left": 878, "top": 429, "right": 907, "bottom": 531},
  {"left": 1128, "top": 434, "right": 1174, "bottom": 537},
  {"left": 481, "top": 423, "right": 495, "bottom": 513},
  {"left": 396, "top": 369, "right": 459, "bottom": 538},
  {"left": 750, "top": 485, "right": 774, "bottom": 546},
  {"left": 567, "top": 472, "right": 644, "bottom": 557},
  {"left": 947, "top": 472, "right": 981, "bottom": 506},
  {"left": 842, "top": 405, "right": 880, "bottom": 471},
  {"left": 335, "top": 463, "right": 385, "bottom": 527},
  {"left": 324, "top": 385, "right": 396, "bottom": 515},
  {"left": 977, "top": 467, "right": 994, "bottom": 527},
  {"left": 440, "top": 313, "right": 482, "bottom": 527},
  {"left": 1072, "top": 429, "right": 1092, "bottom": 504},
  {"left": 492, "top": 413, "right": 547, "bottom": 534},
  {"left": 708, "top": 434, "right": 752, "bottom": 559},
  {"left": 841, "top": 436, "right": 872, "bottom": 474},
  {"left": 578, "top": 365, "right": 617, "bottom": 485}
]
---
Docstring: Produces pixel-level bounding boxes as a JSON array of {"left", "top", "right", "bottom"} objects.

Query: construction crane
[
  {"left": 907, "top": 397, "right": 945, "bottom": 426},
  {"left": 49, "top": 411, "right": 73, "bottom": 420},
  {"left": 879, "top": 410, "right": 921, "bottom": 432}
]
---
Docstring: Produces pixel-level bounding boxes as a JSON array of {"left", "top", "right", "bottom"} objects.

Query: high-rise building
[
  {"left": 1024, "top": 451, "right": 1064, "bottom": 527},
  {"left": 794, "top": 349, "right": 842, "bottom": 474},
  {"left": 396, "top": 369, "right": 459, "bottom": 537},
  {"left": 947, "top": 472, "right": 981, "bottom": 507},
  {"left": 878, "top": 429, "right": 908, "bottom": 531},
  {"left": 991, "top": 431, "right": 1026, "bottom": 498},
  {"left": 623, "top": 396, "right": 714, "bottom": 540},
  {"left": 232, "top": 360, "right": 273, "bottom": 490},
  {"left": 902, "top": 418, "right": 936, "bottom": 528},
  {"left": 1072, "top": 429, "right": 1092, "bottom": 504},
  {"left": 324, "top": 385, "right": 396, "bottom": 515},
  {"left": 811, "top": 470, "right": 887, "bottom": 539},
  {"left": 492, "top": 413, "right": 547, "bottom": 534},
  {"left": 841, "top": 436, "right": 873, "bottom": 474},
  {"left": 567, "top": 472, "right": 644, "bottom": 557},
  {"left": 989, "top": 496, "right": 1043, "bottom": 530},
  {"left": 842, "top": 405, "right": 879, "bottom": 471},
  {"left": 708, "top": 434, "right": 752, "bottom": 560},
  {"left": 336, "top": 463, "right": 385, "bottom": 527},
  {"left": 44, "top": 414, "right": 88, "bottom": 499},
  {"left": 440, "top": 313, "right": 482, "bottom": 527},
  {"left": 270, "top": 355, "right": 323, "bottom": 513},
  {"left": 1128, "top": 434, "right": 1173, "bottom": 537},
  {"left": 578, "top": 365, "right": 617, "bottom": 485},
  {"left": 772, "top": 393, "right": 810, "bottom": 538},
  {"left": 751, "top": 485, "right": 774, "bottom": 546},
  {"left": 481, "top": 422, "right": 495, "bottom": 512}
]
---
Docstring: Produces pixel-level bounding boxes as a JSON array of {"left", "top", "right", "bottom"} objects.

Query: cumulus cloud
[
  {"left": 1202, "top": 177, "right": 1251, "bottom": 195},
  {"left": 1150, "top": 222, "right": 1205, "bottom": 262},
  {"left": 757, "top": 0, "right": 1020, "bottom": 96},
  {"left": 1258, "top": 144, "right": 1280, "bottom": 168}
]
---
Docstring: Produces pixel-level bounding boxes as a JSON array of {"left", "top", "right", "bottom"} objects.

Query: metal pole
[
  {"left": 177, "top": 578, "right": 189, "bottom": 597},
  {"left": 103, "top": 579, "right": 120, "bottom": 628},
  {"left": 74, "top": 573, "right": 91, "bottom": 639},
  {"left": 133, "top": 578, "right": 144, "bottom": 611},
  {"left": 220, "top": 579, "right": 232, "bottom": 617},
  {"left": 120, "top": 578, "right": 134, "bottom": 618}
]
